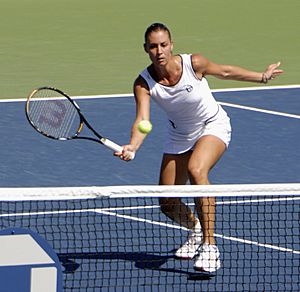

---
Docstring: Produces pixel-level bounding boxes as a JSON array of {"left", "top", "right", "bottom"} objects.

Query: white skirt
[{"left": 163, "top": 106, "right": 232, "bottom": 154}]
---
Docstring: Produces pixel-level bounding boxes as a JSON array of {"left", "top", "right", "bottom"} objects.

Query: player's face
[{"left": 144, "top": 30, "right": 173, "bottom": 66}]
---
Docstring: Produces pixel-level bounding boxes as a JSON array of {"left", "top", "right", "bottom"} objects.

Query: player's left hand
[{"left": 264, "top": 62, "right": 284, "bottom": 81}]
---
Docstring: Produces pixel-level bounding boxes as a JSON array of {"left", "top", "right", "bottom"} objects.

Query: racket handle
[{"left": 101, "top": 138, "right": 135, "bottom": 160}]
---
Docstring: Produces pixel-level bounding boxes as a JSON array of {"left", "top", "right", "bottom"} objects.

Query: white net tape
[{"left": 0, "top": 183, "right": 300, "bottom": 201}]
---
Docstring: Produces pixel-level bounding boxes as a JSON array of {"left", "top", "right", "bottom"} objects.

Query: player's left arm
[{"left": 191, "top": 54, "right": 283, "bottom": 83}]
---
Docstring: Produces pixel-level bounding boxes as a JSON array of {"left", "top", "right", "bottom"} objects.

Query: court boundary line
[
  {"left": 219, "top": 101, "right": 300, "bottom": 119},
  {"left": 1, "top": 84, "right": 300, "bottom": 103}
]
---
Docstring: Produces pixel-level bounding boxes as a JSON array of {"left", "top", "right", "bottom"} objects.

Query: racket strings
[{"left": 28, "top": 89, "right": 80, "bottom": 139}]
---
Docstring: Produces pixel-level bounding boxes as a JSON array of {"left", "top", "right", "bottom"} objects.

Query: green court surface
[{"left": 0, "top": 0, "right": 299, "bottom": 99}]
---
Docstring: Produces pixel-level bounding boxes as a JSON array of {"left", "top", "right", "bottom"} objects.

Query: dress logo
[
  {"left": 169, "top": 120, "right": 177, "bottom": 129},
  {"left": 184, "top": 85, "right": 193, "bottom": 92}
]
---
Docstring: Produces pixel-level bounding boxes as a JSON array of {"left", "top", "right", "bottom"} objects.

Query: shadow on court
[{"left": 58, "top": 251, "right": 213, "bottom": 281}]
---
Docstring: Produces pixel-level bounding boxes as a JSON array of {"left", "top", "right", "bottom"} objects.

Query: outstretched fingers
[{"left": 265, "top": 62, "right": 284, "bottom": 80}]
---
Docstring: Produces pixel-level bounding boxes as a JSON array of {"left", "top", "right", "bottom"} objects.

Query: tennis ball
[{"left": 138, "top": 120, "right": 152, "bottom": 134}]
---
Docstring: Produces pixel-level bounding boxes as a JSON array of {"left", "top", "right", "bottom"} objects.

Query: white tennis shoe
[
  {"left": 175, "top": 221, "right": 203, "bottom": 259},
  {"left": 193, "top": 243, "right": 221, "bottom": 273}
]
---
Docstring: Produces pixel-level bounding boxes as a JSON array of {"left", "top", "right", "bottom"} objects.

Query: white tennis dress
[{"left": 140, "top": 54, "right": 231, "bottom": 154}]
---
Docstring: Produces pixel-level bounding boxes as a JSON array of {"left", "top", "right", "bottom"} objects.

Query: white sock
[{"left": 193, "top": 220, "right": 202, "bottom": 235}]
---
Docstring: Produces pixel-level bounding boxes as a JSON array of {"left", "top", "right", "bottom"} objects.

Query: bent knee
[
  {"left": 159, "top": 198, "right": 180, "bottom": 215},
  {"left": 188, "top": 165, "right": 209, "bottom": 184}
]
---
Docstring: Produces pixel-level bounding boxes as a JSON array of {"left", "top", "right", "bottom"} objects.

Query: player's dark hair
[{"left": 144, "top": 23, "right": 172, "bottom": 43}]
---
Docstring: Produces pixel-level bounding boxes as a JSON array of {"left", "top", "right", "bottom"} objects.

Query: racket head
[{"left": 25, "top": 87, "right": 82, "bottom": 140}]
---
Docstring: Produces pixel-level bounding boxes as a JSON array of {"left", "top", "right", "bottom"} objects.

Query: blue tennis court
[
  {"left": 0, "top": 86, "right": 299, "bottom": 291},
  {"left": 1, "top": 86, "right": 300, "bottom": 187}
]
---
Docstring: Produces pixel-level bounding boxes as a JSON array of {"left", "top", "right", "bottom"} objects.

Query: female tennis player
[{"left": 116, "top": 23, "right": 283, "bottom": 272}]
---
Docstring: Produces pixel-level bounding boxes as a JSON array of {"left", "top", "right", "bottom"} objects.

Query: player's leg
[
  {"left": 188, "top": 135, "right": 226, "bottom": 244},
  {"left": 159, "top": 152, "right": 195, "bottom": 228},
  {"left": 159, "top": 152, "right": 202, "bottom": 259},
  {"left": 187, "top": 135, "right": 226, "bottom": 271}
]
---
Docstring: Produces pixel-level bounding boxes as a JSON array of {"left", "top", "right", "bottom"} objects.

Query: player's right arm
[{"left": 118, "top": 76, "right": 151, "bottom": 161}]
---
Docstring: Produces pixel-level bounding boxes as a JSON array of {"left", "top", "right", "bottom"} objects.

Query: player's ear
[
  {"left": 143, "top": 43, "right": 148, "bottom": 53},
  {"left": 170, "top": 41, "right": 174, "bottom": 53}
]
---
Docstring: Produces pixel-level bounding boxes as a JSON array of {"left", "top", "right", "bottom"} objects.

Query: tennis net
[{"left": 0, "top": 183, "right": 299, "bottom": 291}]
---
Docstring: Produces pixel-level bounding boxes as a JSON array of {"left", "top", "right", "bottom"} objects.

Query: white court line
[
  {"left": 1, "top": 84, "right": 300, "bottom": 103},
  {"left": 2, "top": 195, "right": 298, "bottom": 216},
  {"left": 217, "top": 196, "right": 300, "bottom": 205},
  {"left": 2, "top": 85, "right": 299, "bottom": 121},
  {"left": 0, "top": 209, "right": 95, "bottom": 217},
  {"left": 219, "top": 101, "right": 300, "bottom": 119},
  {"left": 95, "top": 209, "right": 300, "bottom": 255},
  {"left": 99, "top": 196, "right": 300, "bottom": 209},
  {"left": 212, "top": 84, "right": 300, "bottom": 93}
]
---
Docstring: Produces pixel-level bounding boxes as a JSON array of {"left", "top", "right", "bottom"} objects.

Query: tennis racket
[{"left": 25, "top": 86, "right": 134, "bottom": 159}]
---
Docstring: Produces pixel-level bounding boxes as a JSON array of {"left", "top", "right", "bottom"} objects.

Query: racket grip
[{"left": 101, "top": 138, "right": 135, "bottom": 160}]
